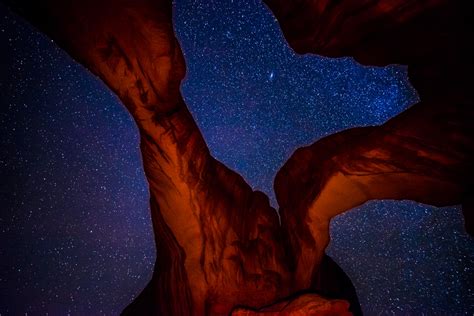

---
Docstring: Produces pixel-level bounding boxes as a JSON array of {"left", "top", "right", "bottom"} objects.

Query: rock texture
[
  {"left": 231, "top": 293, "right": 352, "bottom": 316},
  {"left": 265, "top": 0, "right": 474, "bottom": 287},
  {"left": 3, "top": 0, "right": 472, "bottom": 315}
]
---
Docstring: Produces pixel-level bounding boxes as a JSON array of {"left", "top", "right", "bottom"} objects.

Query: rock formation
[
  {"left": 3, "top": 0, "right": 472, "bottom": 315},
  {"left": 265, "top": 0, "right": 473, "bottom": 287}
]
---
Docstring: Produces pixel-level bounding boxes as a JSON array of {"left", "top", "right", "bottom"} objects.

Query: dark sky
[{"left": 1, "top": 0, "right": 473, "bottom": 315}]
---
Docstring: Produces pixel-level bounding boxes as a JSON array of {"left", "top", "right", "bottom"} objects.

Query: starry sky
[{"left": 1, "top": 0, "right": 473, "bottom": 315}]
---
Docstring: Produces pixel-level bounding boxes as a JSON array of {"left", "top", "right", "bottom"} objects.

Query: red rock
[{"left": 231, "top": 293, "right": 352, "bottom": 316}]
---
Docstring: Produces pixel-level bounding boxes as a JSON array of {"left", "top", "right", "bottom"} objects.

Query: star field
[
  {"left": 1, "top": 0, "right": 473, "bottom": 315},
  {"left": 0, "top": 6, "right": 155, "bottom": 314}
]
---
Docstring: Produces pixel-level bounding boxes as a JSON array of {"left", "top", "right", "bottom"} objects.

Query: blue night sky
[{"left": 1, "top": 0, "right": 473, "bottom": 315}]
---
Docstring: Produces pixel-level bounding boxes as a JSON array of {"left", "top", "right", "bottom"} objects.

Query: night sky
[{"left": 1, "top": 0, "right": 473, "bottom": 315}]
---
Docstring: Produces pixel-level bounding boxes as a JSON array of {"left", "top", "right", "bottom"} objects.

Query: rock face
[
  {"left": 265, "top": 0, "right": 473, "bottom": 287},
  {"left": 3, "top": 0, "right": 472, "bottom": 315}
]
